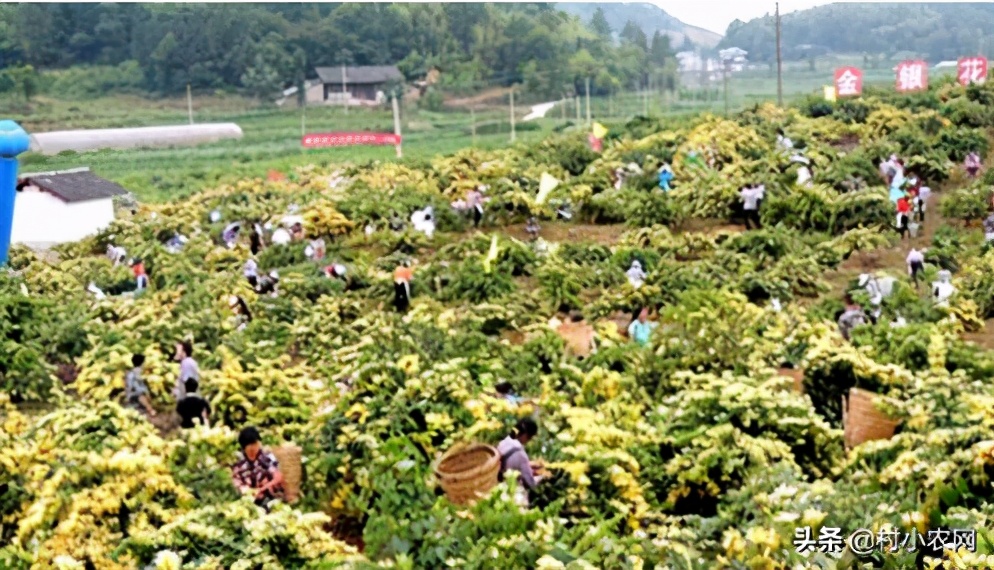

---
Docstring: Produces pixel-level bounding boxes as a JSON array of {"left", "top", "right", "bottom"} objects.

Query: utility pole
[
  {"left": 723, "top": 59, "right": 731, "bottom": 116},
  {"left": 776, "top": 2, "right": 784, "bottom": 107},
  {"left": 470, "top": 107, "right": 476, "bottom": 146},
  {"left": 187, "top": 84, "right": 193, "bottom": 125},
  {"left": 301, "top": 105, "right": 306, "bottom": 138},
  {"left": 340, "top": 49, "right": 351, "bottom": 115},
  {"left": 509, "top": 86, "right": 516, "bottom": 143},
  {"left": 391, "top": 93, "right": 402, "bottom": 158},
  {"left": 575, "top": 95, "right": 581, "bottom": 122},
  {"left": 643, "top": 86, "right": 649, "bottom": 116},
  {"left": 585, "top": 76, "right": 591, "bottom": 126}
]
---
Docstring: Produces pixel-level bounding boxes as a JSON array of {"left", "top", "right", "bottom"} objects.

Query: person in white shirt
[
  {"left": 933, "top": 270, "right": 956, "bottom": 307},
  {"left": 915, "top": 186, "right": 932, "bottom": 223},
  {"left": 906, "top": 248, "right": 925, "bottom": 287},
  {"left": 776, "top": 128, "right": 794, "bottom": 153},
  {"left": 740, "top": 184, "right": 762, "bottom": 229},
  {"left": 243, "top": 258, "right": 259, "bottom": 287},
  {"left": 626, "top": 260, "right": 647, "bottom": 289},
  {"left": 411, "top": 206, "right": 436, "bottom": 239}
]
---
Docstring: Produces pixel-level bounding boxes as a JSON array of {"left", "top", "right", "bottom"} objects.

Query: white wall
[{"left": 10, "top": 190, "right": 116, "bottom": 245}]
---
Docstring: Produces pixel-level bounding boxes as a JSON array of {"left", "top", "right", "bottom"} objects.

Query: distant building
[
  {"left": 313, "top": 65, "right": 404, "bottom": 105},
  {"left": 13, "top": 168, "right": 127, "bottom": 246},
  {"left": 275, "top": 80, "right": 323, "bottom": 106}
]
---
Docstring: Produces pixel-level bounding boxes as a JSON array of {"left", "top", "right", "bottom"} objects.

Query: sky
[{"left": 651, "top": 0, "right": 977, "bottom": 36}]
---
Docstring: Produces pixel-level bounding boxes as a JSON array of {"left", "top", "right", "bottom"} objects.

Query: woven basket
[
  {"left": 777, "top": 368, "right": 804, "bottom": 394},
  {"left": 434, "top": 443, "right": 500, "bottom": 505},
  {"left": 272, "top": 444, "right": 302, "bottom": 504},
  {"left": 843, "top": 388, "right": 899, "bottom": 449},
  {"left": 557, "top": 322, "right": 594, "bottom": 357}
]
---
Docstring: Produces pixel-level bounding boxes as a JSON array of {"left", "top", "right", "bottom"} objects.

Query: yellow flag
[
  {"left": 536, "top": 173, "right": 560, "bottom": 205},
  {"left": 592, "top": 122, "right": 608, "bottom": 139},
  {"left": 483, "top": 234, "right": 499, "bottom": 274},
  {"left": 823, "top": 85, "right": 837, "bottom": 102}
]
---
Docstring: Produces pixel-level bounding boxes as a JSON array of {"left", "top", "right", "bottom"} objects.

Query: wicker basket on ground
[
  {"left": 777, "top": 367, "right": 804, "bottom": 394},
  {"left": 843, "top": 388, "right": 900, "bottom": 449},
  {"left": 272, "top": 443, "right": 303, "bottom": 504},
  {"left": 433, "top": 443, "right": 500, "bottom": 505}
]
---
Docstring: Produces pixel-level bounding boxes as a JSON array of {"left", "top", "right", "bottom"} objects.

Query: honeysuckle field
[{"left": 5, "top": 79, "right": 994, "bottom": 570}]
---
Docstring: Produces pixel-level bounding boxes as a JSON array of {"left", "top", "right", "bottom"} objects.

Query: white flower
[
  {"left": 53, "top": 556, "right": 84, "bottom": 570},
  {"left": 154, "top": 550, "right": 182, "bottom": 570},
  {"left": 535, "top": 555, "right": 566, "bottom": 569}
]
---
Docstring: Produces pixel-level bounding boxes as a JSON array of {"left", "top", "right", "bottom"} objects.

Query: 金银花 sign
[
  {"left": 302, "top": 133, "right": 401, "bottom": 148},
  {"left": 896, "top": 60, "right": 928, "bottom": 93},
  {"left": 834, "top": 67, "right": 863, "bottom": 97},
  {"left": 958, "top": 57, "right": 988, "bottom": 86}
]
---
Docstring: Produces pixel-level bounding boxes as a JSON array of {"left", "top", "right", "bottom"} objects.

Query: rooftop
[
  {"left": 315, "top": 65, "right": 403, "bottom": 85},
  {"left": 18, "top": 168, "right": 128, "bottom": 204}
]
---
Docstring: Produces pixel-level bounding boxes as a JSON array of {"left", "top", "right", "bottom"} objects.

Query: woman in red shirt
[{"left": 896, "top": 196, "right": 912, "bottom": 239}]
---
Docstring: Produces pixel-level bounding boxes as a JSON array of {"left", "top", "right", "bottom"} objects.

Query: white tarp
[
  {"left": 523, "top": 102, "right": 557, "bottom": 122},
  {"left": 29, "top": 123, "right": 243, "bottom": 155}
]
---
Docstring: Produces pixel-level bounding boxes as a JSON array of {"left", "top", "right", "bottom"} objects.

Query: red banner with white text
[{"left": 302, "top": 132, "right": 401, "bottom": 148}]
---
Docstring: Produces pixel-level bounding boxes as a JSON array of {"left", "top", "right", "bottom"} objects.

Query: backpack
[{"left": 497, "top": 448, "right": 523, "bottom": 483}]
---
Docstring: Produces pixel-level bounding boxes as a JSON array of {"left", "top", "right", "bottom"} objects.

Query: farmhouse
[
  {"left": 12, "top": 167, "right": 127, "bottom": 247},
  {"left": 313, "top": 65, "right": 403, "bottom": 105}
]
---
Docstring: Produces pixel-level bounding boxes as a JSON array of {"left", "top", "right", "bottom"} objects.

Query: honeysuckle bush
[{"left": 5, "top": 83, "right": 994, "bottom": 569}]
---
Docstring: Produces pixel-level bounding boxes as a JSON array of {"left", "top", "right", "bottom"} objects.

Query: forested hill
[
  {"left": 719, "top": 2, "right": 994, "bottom": 62},
  {"left": 557, "top": 3, "right": 722, "bottom": 49},
  {"left": 0, "top": 3, "right": 677, "bottom": 99}
]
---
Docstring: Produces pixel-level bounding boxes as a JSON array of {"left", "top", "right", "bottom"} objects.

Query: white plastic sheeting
[{"left": 29, "top": 123, "right": 243, "bottom": 155}]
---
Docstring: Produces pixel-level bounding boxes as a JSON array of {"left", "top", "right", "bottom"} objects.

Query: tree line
[
  {"left": 0, "top": 3, "right": 678, "bottom": 102},
  {"left": 720, "top": 3, "right": 994, "bottom": 63}
]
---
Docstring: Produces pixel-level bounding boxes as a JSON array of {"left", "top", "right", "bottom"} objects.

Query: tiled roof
[{"left": 19, "top": 168, "right": 127, "bottom": 203}]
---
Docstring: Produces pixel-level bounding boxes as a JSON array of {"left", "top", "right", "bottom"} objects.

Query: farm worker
[
  {"left": 305, "top": 238, "right": 326, "bottom": 261},
  {"left": 796, "top": 163, "right": 814, "bottom": 187},
  {"left": 497, "top": 418, "right": 545, "bottom": 507},
  {"left": 324, "top": 263, "right": 347, "bottom": 281},
  {"left": 896, "top": 196, "right": 912, "bottom": 239},
  {"left": 965, "top": 152, "right": 982, "bottom": 178},
  {"left": 365, "top": 222, "right": 376, "bottom": 237},
  {"left": 776, "top": 128, "right": 794, "bottom": 153},
  {"left": 249, "top": 223, "right": 265, "bottom": 255},
  {"left": 165, "top": 233, "right": 187, "bottom": 254},
  {"left": 556, "top": 201, "right": 574, "bottom": 221},
  {"left": 243, "top": 258, "right": 259, "bottom": 288},
  {"left": 290, "top": 222, "right": 305, "bottom": 241},
  {"left": 173, "top": 340, "right": 199, "bottom": 402},
  {"left": 755, "top": 182, "right": 767, "bottom": 210},
  {"left": 933, "top": 270, "right": 956, "bottom": 307},
  {"left": 389, "top": 211, "right": 405, "bottom": 232},
  {"left": 525, "top": 217, "right": 540, "bottom": 241},
  {"left": 495, "top": 381, "right": 523, "bottom": 405},
  {"left": 890, "top": 314, "right": 907, "bottom": 328},
  {"left": 915, "top": 185, "right": 932, "bottom": 223},
  {"left": 125, "top": 353, "right": 156, "bottom": 418},
  {"left": 411, "top": 206, "right": 436, "bottom": 238},
  {"left": 837, "top": 296, "right": 868, "bottom": 341},
  {"left": 223, "top": 222, "right": 241, "bottom": 249},
  {"left": 626, "top": 260, "right": 647, "bottom": 289},
  {"left": 984, "top": 212, "right": 994, "bottom": 243},
  {"left": 107, "top": 244, "right": 127, "bottom": 266},
  {"left": 628, "top": 307, "right": 658, "bottom": 347},
  {"left": 176, "top": 378, "right": 211, "bottom": 429},
  {"left": 466, "top": 186, "right": 485, "bottom": 227},
  {"left": 228, "top": 295, "right": 252, "bottom": 331},
  {"left": 270, "top": 226, "right": 291, "bottom": 246},
  {"left": 857, "top": 273, "right": 893, "bottom": 323},
  {"left": 740, "top": 184, "right": 762, "bottom": 230},
  {"left": 87, "top": 282, "right": 107, "bottom": 300},
  {"left": 658, "top": 163, "right": 674, "bottom": 191},
  {"left": 231, "top": 426, "right": 285, "bottom": 509},
  {"left": 906, "top": 247, "right": 926, "bottom": 287},
  {"left": 255, "top": 271, "right": 279, "bottom": 297},
  {"left": 394, "top": 260, "right": 414, "bottom": 312},
  {"left": 131, "top": 258, "right": 149, "bottom": 291}
]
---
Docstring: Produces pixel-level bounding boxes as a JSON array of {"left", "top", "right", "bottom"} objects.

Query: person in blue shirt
[
  {"left": 627, "top": 307, "right": 657, "bottom": 347},
  {"left": 658, "top": 163, "right": 674, "bottom": 191}
]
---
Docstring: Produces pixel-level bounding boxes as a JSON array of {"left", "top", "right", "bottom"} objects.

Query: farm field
[{"left": 6, "top": 65, "right": 994, "bottom": 570}]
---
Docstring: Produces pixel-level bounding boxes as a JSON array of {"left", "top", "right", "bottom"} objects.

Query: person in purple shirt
[
  {"left": 497, "top": 418, "right": 544, "bottom": 506},
  {"left": 173, "top": 340, "right": 200, "bottom": 401}
]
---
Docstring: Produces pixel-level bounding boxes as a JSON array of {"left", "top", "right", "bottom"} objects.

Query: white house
[{"left": 12, "top": 168, "right": 127, "bottom": 247}]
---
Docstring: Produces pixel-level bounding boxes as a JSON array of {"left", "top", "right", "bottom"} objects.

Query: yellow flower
[
  {"left": 801, "top": 509, "right": 826, "bottom": 529},
  {"left": 535, "top": 555, "right": 566, "bottom": 569},
  {"left": 397, "top": 354, "right": 420, "bottom": 376}
]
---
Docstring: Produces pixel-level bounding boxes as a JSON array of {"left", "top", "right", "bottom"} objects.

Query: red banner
[
  {"left": 896, "top": 60, "right": 928, "bottom": 93},
  {"left": 302, "top": 132, "right": 401, "bottom": 148},
  {"left": 958, "top": 57, "right": 988, "bottom": 86},
  {"left": 834, "top": 67, "right": 863, "bottom": 97}
]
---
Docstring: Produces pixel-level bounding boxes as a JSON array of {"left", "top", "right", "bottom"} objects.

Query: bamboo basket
[
  {"left": 843, "top": 388, "right": 899, "bottom": 449},
  {"left": 557, "top": 322, "right": 595, "bottom": 358},
  {"left": 272, "top": 443, "right": 302, "bottom": 503},
  {"left": 434, "top": 443, "right": 500, "bottom": 505},
  {"left": 777, "top": 368, "right": 805, "bottom": 394}
]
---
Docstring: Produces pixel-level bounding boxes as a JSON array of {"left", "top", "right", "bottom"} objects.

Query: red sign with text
[
  {"left": 958, "top": 57, "right": 988, "bottom": 86},
  {"left": 302, "top": 132, "right": 401, "bottom": 148},
  {"left": 896, "top": 60, "right": 928, "bottom": 92},
  {"left": 834, "top": 67, "right": 863, "bottom": 97}
]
